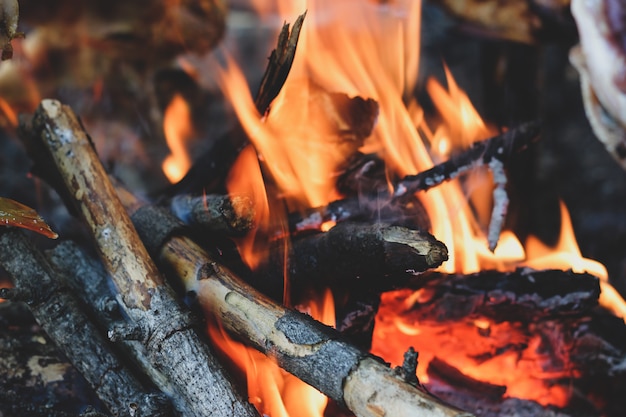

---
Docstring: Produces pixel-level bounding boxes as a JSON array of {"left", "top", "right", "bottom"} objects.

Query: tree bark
[
  {"left": 21, "top": 99, "right": 260, "bottom": 417},
  {"left": 0, "top": 228, "right": 171, "bottom": 417}
]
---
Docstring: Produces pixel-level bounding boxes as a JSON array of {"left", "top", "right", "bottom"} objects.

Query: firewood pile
[{"left": 1, "top": 1, "right": 626, "bottom": 417}]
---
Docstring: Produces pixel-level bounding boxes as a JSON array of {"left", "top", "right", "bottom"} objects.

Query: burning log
[
  {"left": 251, "top": 222, "right": 448, "bottom": 301},
  {"left": 0, "top": 228, "right": 171, "bottom": 417},
  {"left": 329, "top": 268, "right": 603, "bottom": 354},
  {"left": 404, "top": 268, "right": 602, "bottom": 322},
  {"left": 291, "top": 120, "right": 541, "bottom": 250},
  {"left": 372, "top": 268, "right": 626, "bottom": 416},
  {"left": 170, "top": 193, "right": 254, "bottom": 236},
  {"left": 127, "top": 203, "right": 473, "bottom": 417},
  {"left": 22, "top": 99, "right": 260, "bottom": 417}
]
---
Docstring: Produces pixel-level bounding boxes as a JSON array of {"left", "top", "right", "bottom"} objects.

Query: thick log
[
  {"left": 404, "top": 268, "right": 602, "bottom": 322},
  {"left": 22, "top": 99, "right": 259, "bottom": 417},
  {"left": 0, "top": 228, "right": 170, "bottom": 417},
  {"left": 128, "top": 203, "right": 474, "bottom": 417},
  {"left": 252, "top": 222, "right": 448, "bottom": 301},
  {"left": 370, "top": 267, "right": 626, "bottom": 417}
]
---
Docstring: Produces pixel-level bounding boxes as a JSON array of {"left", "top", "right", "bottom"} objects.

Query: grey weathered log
[
  {"left": 128, "top": 203, "right": 474, "bottom": 417},
  {"left": 46, "top": 240, "right": 178, "bottom": 409},
  {"left": 0, "top": 228, "right": 170, "bottom": 417},
  {"left": 22, "top": 99, "right": 260, "bottom": 417}
]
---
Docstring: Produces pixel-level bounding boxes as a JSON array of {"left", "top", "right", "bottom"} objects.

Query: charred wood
[
  {"left": 335, "top": 290, "right": 381, "bottom": 350},
  {"left": 291, "top": 190, "right": 432, "bottom": 234},
  {"left": 21, "top": 99, "right": 260, "bottom": 417},
  {"left": 127, "top": 203, "right": 473, "bottom": 417},
  {"left": 170, "top": 193, "right": 254, "bottom": 236},
  {"left": 404, "top": 268, "right": 601, "bottom": 322},
  {"left": 428, "top": 357, "right": 507, "bottom": 400},
  {"left": 251, "top": 222, "right": 448, "bottom": 301},
  {"left": 255, "top": 12, "right": 306, "bottom": 114},
  {"left": 0, "top": 228, "right": 170, "bottom": 417},
  {"left": 393, "top": 120, "right": 541, "bottom": 199},
  {"left": 378, "top": 268, "right": 626, "bottom": 416},
  {"left": 164, "top": 13, "right": 306, "bottom": 198},
  {"left": 290, "top": 120, "right": 541, "bottom": 245}
]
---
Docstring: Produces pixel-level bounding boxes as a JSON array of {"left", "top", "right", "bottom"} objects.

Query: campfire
[{"left": 1, "top": 1, "right": 626, "bottom": 416}]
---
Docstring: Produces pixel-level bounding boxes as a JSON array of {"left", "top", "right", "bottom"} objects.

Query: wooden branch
[
  {"left": 290, "top": 190, "right": 431, "bottom": 233},
  {"left": 290, "top": 121, "right": 541, "bottom": 248},
  {"left": 128, "top": 204, "right": 474, "bottom": 417},
  {"left": 170, "top": 193, "right": 254, "bottom": 236},
  {"left": 252, "top": 222, "right": 448, "bottom": 301},
  {"left": 23, "top": 99, "right": 260, "bottom": 417},
  {"left": 0, "top": 228, "right": 170, "bottom": 417},
  {"left": 393, "top": 120, "right": 541, "bottom": 199}
]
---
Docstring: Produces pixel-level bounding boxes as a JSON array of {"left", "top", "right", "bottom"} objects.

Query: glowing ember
[{"left": 372, "top": 300, "right": 576, "bottom": 407}]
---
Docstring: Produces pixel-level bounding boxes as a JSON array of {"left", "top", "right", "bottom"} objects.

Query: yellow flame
[{"left": 162, "top": 94, "right": 194, "bottom": 183}]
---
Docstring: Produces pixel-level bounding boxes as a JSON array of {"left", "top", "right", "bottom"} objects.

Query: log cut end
[{"left": 380, "top": 225, "right": 449, "bottom": 270}]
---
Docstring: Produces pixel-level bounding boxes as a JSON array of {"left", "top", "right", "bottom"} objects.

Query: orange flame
[
  {"left": 524, "top": 202, "right": 626, "bottom": 319},
  {"left": 372, "top": 303, "right": 576, "bottom": 407},
  {"left": 208, "top": 290, "right": 334, "bottom": 417},
  {"left": 215, "top": 0, "right": 626, "bottom": 413},
  {"left": 226, "top": 145, "right": 271, "bottom": 270},
  {"left": 0, "top": 97, "right": 18, "bottom": 128},
  {"left": 162, "top": 94, "right": 195, "bottom": 183}
]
